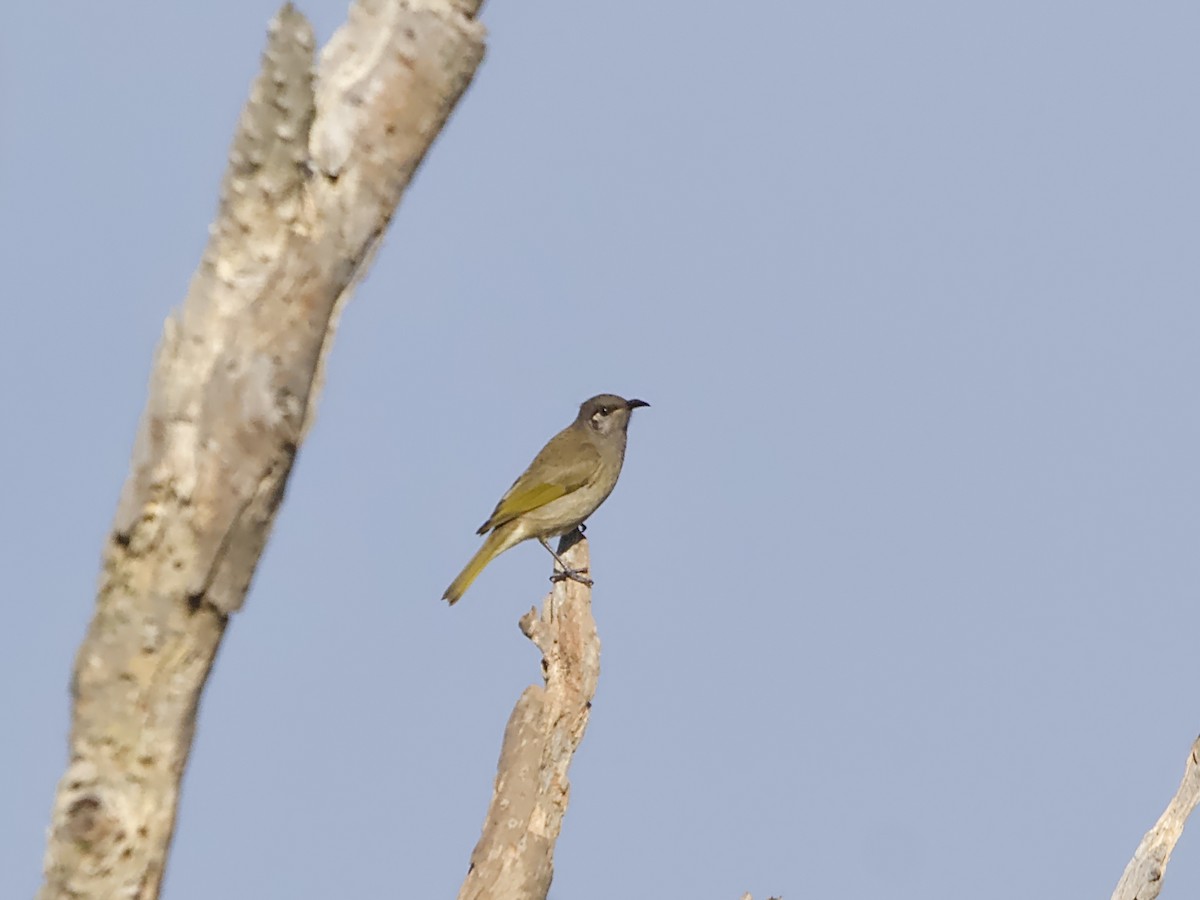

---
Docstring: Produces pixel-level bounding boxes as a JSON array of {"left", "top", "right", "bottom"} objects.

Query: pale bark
[
  {"left": 1112, "top": 735, "right": 1200, "bottom": 900},
  {"left": 38, "top": 2, "right": 485, "bottom": 897},
  {"left": 459, "top": 536, "right": 601, "bottom": 900}
]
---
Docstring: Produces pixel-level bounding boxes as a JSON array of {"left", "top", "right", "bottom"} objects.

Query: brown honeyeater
[{"left": 443, "top": 394, "right": 648, "bottom": 605}]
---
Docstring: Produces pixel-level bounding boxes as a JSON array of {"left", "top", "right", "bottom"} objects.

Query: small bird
[{"left": 443, "top": 393, "right": 649, "bottom": 605}]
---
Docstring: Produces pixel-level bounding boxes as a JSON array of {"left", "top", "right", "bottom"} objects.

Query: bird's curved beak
[{"left": 625, "top": 399, "right": 650, "bottom": 410}]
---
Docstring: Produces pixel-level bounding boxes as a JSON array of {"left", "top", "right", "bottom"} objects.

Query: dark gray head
[{"left": 576, "top": 393, "right": 649, "bottom": 437}]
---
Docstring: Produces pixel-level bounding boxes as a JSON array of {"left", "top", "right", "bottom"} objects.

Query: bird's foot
[{"left": 550, "top": 566, "right": 593, "bottom": 587}]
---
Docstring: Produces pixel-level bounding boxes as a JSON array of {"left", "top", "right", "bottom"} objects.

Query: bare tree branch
[
  {"left": 1112, "top": 735, "right": 1200, "bottom": 900},
  {"left": 459, "top": 535, "right": 601, "bottom": 900},
  {"left": 38, "top": 2, "right": 485, "bottom": 897}
]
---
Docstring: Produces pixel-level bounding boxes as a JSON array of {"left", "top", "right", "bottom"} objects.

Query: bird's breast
[{"left": 519, "top": 476, "right": 617, "bottom": 539}]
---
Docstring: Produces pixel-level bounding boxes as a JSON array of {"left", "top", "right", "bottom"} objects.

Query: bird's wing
[{"left": 477, "top": 438, "right": 601, "bottom": 534}]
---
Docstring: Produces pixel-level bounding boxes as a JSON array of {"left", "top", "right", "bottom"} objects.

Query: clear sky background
[{"left": 3, "top": 2, "right": 1199, "bottom": 898}]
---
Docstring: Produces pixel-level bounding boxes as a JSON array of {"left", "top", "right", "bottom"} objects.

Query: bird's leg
[{"left": 538, "top": 537, "right": 593, "bottom": 586}]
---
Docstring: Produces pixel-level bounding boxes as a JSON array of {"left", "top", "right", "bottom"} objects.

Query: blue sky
[{"left": 4, "top": 2, "right": 1200, "bottom": 898}]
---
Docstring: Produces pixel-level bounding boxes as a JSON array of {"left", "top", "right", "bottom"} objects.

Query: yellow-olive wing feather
[{"left": 477, "top": 436, "right": 600, "bottom": 533}]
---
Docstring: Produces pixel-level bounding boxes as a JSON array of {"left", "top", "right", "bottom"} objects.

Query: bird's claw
[{"left": 550, "top": 566, "right": 592, "bottom": 587}]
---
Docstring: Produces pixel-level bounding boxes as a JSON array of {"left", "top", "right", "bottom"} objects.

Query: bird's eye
[{"left": 598, "top": 405, "right": 610, "bottom": 416}]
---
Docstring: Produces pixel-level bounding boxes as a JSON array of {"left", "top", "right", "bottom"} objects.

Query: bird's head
[{"left": 577, "top": 394, "right": 650, "bottom": 436}]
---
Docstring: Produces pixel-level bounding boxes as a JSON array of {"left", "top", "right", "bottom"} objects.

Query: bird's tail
[{"left": 443, "top": 523, "right": 521, "bottom": 605}]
